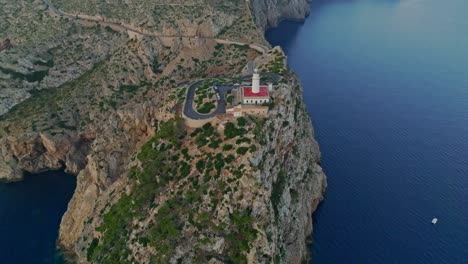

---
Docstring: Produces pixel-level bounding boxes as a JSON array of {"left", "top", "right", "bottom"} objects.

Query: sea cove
[{"left": 0, "top": 171, "right": 75, "bottom": 264}]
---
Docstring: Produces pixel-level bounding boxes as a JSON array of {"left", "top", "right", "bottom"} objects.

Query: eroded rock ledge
[{"left": 251, "top": 0, "right": 312, "bottom": 30}]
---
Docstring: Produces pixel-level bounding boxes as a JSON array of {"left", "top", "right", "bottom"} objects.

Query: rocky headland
[{"left": 0, "top": 0, "right": 326, "bottom": 263}]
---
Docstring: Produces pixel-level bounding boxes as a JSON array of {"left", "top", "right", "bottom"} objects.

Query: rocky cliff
[
  {"left": 0, "top": 0, "right": 326, "bottom": 263},
  {"left": 250, "top": 68, "right": 327, "bottom": 263},
  {"left": 251, "top": 0, "right": 311, "bottom": 30}
]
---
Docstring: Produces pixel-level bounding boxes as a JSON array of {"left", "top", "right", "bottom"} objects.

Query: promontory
[{"left": 0, "top": 0, "right": 326, "bottom": 263}]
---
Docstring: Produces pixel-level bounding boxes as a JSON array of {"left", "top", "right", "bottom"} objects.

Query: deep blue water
[
  {"left": 0, "top": 171, "right": 76, "bottom": 264},
  {"left": 266, "top": 0, "right": 468, "bottom": 263}
]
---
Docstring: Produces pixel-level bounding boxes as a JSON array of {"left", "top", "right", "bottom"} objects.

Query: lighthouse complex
[
  {"left": 226, "top": 69, "right": 272, "bottom": 117},
  {"left": 241, "top": 69, "right": 270, "bottom": 105}
]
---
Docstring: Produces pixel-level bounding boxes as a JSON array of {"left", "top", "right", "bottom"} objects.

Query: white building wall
[
  {"left": 268, "top": 83, "right": 273, "bottom": 91},
  {"left": 242, "top": 98, "right": 270, "bottom": 105},
  {"left": 252, "top": 72, "right": 260, "bottom": 93}
]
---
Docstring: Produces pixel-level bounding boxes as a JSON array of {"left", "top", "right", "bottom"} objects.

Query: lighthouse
[
  {"left": 252, "top": 68, "right": 260, "bottom": 93},
  {"left": 240, "top": 68, "right": 270, "bottom": 105}
]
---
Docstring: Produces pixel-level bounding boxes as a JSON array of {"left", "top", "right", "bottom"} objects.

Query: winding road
[
  {"left": 42, "top": 0, "right": 278, "bottom": 120},
  {"left": 43, "top": 0, "right": 269, "bottom": 54},
  {"left": 183, "top": 71, "right": 280, "bottom": 120},
  {"left": 183, "top": 81, "right": 236, "bottom": 119}
]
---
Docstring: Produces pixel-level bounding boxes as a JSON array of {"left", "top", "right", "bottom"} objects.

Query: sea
[
  {"left": 2, "top": 0, "right": 468, "bottom": 263},
  {"left": 266, "top": 0, "right": 468, "bottom": 263},
  {"left": 0, "top": 171, "right": 75, "bottom": 264}
]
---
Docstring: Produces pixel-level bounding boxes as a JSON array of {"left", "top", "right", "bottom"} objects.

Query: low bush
[
  {"left": 224, "top": 122, "right": 246, "bottom": 139},
  {"left": 222, "top": 144, "right": 234, "bottom": 151},
  {"left": 236, "top": 147, "right": 249, "bottom": 155},
  {"left": 237, "top": 117, "right": 247, "bottom": 127},
  {"left": 236, "top": 137, "right": 251, "bottom": 145},
  {"left": 196, "top": 160, "right": 205, "bottom": 173},
  {"left": 225, "top": 154, "right": 235, "bottom": 163}
]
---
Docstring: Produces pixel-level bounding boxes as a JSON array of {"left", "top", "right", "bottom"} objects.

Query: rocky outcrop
[
  {"left": 251, "top": 0, "right": 311, "bottom": 30},
  {"left": 256, "top": 71, "right": 326, "bottom": 263},
  {"left": 58, "top": 70, "right": 326, "bottom": 264},
  {"left": 0, "top": 38, "right": 12, "bottom": 52},
  {"left": 58, "top": 100, "right": 168, "bottom": 254},
  {"left": 0, "top": 132, "right": 89, "bottom": 182}
]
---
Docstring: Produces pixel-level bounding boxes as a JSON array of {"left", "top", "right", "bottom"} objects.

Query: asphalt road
[
  {"left": 183, "top": 81, "right": 237, "bottom": 119},
  {"left": 183, "top": 72, "right": 280, "bottom": 120}
]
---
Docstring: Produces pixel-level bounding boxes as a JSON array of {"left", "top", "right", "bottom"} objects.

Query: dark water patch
[
  {"left": 0, "top": 170, "right": 76, "bottom": 264},
  {"left": 267, "top": 0, "right": 468, "bottom": 263}
]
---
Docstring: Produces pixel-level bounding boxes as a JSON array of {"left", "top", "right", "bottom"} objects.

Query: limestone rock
[{"left": 251, "top": 0, "right": 311, "bottom": 30}]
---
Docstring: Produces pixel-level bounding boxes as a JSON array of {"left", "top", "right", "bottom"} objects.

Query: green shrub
[
  {"left": 225, "top": 154, "right": 235, "bottom": 163},
  {"left": 271, "top": 170, "right": 287, "bottom": 217},
  {"left": 249, "top": 145, "right": 257, "bottom": 153},
  {"left": 252, "top": 118, "right": 266, "bottom": 144},
  {"left": 196, "top": 160, "right": 205, "bottom": 173},
  {"left": 236, "top": 137, "right": 251, "bottom": 145},
  {"left": 0, "top": 66, "right": 49, "bottom": 82},
  {"left": 233, "top": 170, "right": 242, "bottom": 178},
  {"left": 195, "top": 211, "right": 211, "bottom": 228},
  {"left": 179, "top": 161, "right": 191, "bottom": 178},
  {"left": 224, "top": 122, "right": 246, "bottom": 139},
  {"left": 202, "top": 123, "right": 215, "bottom": 137},
  {"left": 236, "top": 147, "right": 249, "bottom": 155},
  {"left": 226, "top": 210, "right": 258, "bottom": 263},
  {"left": 209, "top": 138, "right": 222, "bottom": 149},
  {"left": 223, "top": 144, "right": 234, "bottom": 151},
  {"left": 118, "top": 84, "right": 140, "bottom": 94},
  {"left": 237, "top": 117, "right": 247, "bottom": 127},
  {"left": 86, "top": 238, "right": 99, "bottom": 261},
  {"left": 197, "top": 102, "right": 215, "bottom": 114},
  {"left": 190, "top": 128, "right": 203, "bottom": 137},
  {"left": 181, "top": 148, "right": 190, "bottom": 160},
  {"left": 195, "top": 134, "right": 209, "bottom": 146},
  {"left": 159, "top": 118, "right": 184, "bottom": 139},
  {"left": 214, "top": 153, "right": 225, "bottom": 171}
]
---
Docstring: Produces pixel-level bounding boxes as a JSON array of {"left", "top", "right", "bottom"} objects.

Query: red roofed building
[
  {"left": 240, "top": 69, "right": 270, "bottom": 105},
  {"left": 242, "top": 86, "right": 270, "bottom": 105}
]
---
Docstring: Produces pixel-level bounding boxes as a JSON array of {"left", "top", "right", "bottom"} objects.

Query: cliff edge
[{"left": 251, "top": 0, "right": 312, "bottom": 30}]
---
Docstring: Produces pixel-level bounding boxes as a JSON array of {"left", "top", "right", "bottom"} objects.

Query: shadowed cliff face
[
  {"left": 0, "top": 0, "right": 326, "bottom": 263},
  {"left": 251, "top": 0, "right": 311, "bottom": 30},
  {"left": 250, "top": 70, "right": 327, "bottom": 263}
]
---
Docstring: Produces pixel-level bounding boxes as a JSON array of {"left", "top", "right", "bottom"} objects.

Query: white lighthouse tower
[
  {"left": 252, "top": 68, "right": 260, "bottom": 93},
  {"left": 240, "top": 68, "right": 269, "bottom": 105}
]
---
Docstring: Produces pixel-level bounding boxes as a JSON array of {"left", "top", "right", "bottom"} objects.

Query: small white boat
[{"left": 432, "top": 218, "right": 438, "bottom": 224}]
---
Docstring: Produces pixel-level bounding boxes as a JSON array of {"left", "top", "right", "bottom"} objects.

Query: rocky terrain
[
  {"left": 0, "top": 0, "right": 326, "bottom": 263},
  {"left": 251, "top": 0, "right": 312, "bottom": 30}
]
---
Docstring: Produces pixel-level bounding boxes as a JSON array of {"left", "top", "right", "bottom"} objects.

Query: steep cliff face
[
  {"left": 0, "top": 132, "right": 88, "bottom": 182},
  {"left": 251, "top": 0, "right": 311, "bottom": 30},
  {"left": 61, "top": 68, "right": 326, "bottom": 264},
  {"left": 256, "top": 71, "right": 326, "bottom": 263},
  {"left": 57, "top": 49, "right": 325, "bottom": 264}
]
